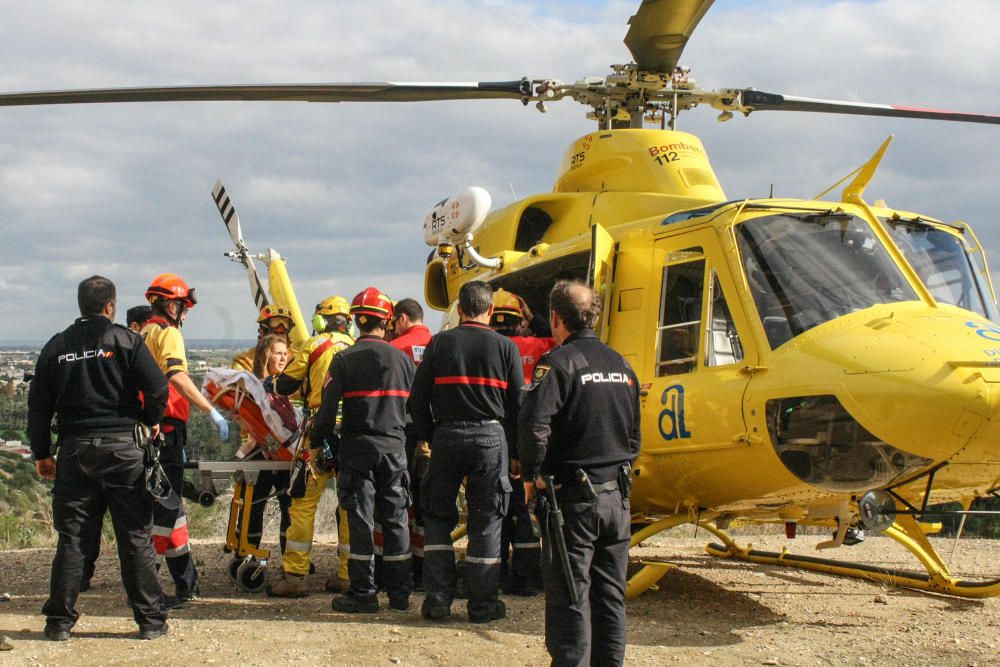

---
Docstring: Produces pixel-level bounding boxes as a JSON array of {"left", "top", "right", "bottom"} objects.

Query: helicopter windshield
[
  {"left": 879, "top": 217, "right": 997, "bottom": 321},
  {"left": 737, "top": 212, "right": 918, "bottom": 349}
]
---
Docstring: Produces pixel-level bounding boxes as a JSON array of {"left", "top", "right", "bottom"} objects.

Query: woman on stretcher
[{"left": 203, "top": 334, "right": 302, "bottom": 559}]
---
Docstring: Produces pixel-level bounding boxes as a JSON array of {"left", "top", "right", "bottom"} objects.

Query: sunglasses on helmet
[{"left": 261, "top": 317, "right": 291, "bottom": 333}]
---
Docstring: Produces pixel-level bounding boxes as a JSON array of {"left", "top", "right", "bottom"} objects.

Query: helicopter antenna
[
  {"left": 814, "top": 166, "right": 862, "bottom": 201},
  {"left": 841, "top": 135, "right": 893, "bottom": 204},
  {"left": 508, "top": 181, "right": 517, "bottom": 199},
  {"left": 769, "top": 184, "right": 774, "bottom": 198},
  {"left": 812, "top": 135, "right": 893, "bottom": 201}
]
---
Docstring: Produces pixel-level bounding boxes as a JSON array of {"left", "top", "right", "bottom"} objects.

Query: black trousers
[
  {"left": 81, "top": 496, "right": 108, "bottom": 584},
  {"left": 542, "top": 489, "right": 630, "bottom": 667},
  {"left": 43, "top": 434, "right": 167, "bottom": 632},
  {"left": 501, "top": 478, "right": 541, "bottom": 589},
  {"left": 375, "top": 426, "right": 424, "bottom": 589},
  {"left": 237, "top": 468, "right": 292, "bottom": 554},
  {"left": 404, "top": 423, "right": 424, "bottom": 586},
  {"left": 337, "top": 441, "right": 411, "bottom": 603},
  {"left": 422, "top": 421, "right": 510, "bottom": 618},
  {"left": 152, "top": 425, "right": 198, "bottom": 593}
]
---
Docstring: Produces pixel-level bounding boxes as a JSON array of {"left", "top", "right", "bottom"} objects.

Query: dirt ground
[{"left": 1, "top": 531, "right": 998, "bottom": 666}]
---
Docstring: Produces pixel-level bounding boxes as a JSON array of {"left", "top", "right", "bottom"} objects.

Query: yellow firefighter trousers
[{"left": 282, "top": 468, "right": 349, "bottom": 579}]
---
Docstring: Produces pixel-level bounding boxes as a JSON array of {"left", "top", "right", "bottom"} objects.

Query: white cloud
[
  {"left": 0, "top": 155, "right": 122, "bottom": 212},
  {"left": 1, "top": 0, "right": 998, "bottom": 340}
]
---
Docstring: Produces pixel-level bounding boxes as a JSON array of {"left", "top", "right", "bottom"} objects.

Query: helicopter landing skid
[
  {"left": 703, "top": 514, "right": 1000, "bottom": 599},
  {"left": 624, "top": 514, "right": 702, "bottom": 600}
]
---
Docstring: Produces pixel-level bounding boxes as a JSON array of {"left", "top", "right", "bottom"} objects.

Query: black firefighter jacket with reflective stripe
[
  {"left": 27, "top": 316, "right": 168, "bottom": 460},
  {"left": 517, "top": 329, "right": 641, "bottom": 485},
  {"left": 408, "top": 321, "right": 524, "bottom": 443},
  {"left": 312, "top": 335, "right": 415, "bottom": 451}
]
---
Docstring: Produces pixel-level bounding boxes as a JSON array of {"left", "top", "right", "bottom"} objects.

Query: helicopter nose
[
  {"left": 943, "top": 396, "right": 1000, "bottom": 494},
  {"left": 759, "top": 304, "right": 999, "bottom": 494}
]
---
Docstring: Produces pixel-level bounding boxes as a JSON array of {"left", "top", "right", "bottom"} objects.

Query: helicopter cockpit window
[
  {"left": 706, "top": 272, "right": 743, "bottom": 367},
  {"left": 656, "top": 256, "right": 705, "bottom": 376},
  {"left": 880, "top": 218, "right": 996, "bottom": 321},
  {"left": 737, "top": 213, "right": 918, "bottom": 349}
]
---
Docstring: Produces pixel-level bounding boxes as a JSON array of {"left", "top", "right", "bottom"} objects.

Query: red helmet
[
  {"left": 146, "top": 273, "right": 197, "bottom": 308},
  {"left": 350, "top": 287, "right": 393, "bottom": 321}
]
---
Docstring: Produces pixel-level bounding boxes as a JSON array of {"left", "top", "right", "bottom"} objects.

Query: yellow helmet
[
  {"left": 257, "top": 304, "right": 295, "bottom": 335},
  {"left": 491, "top": 288, "right": 523, "bottom": 329},
  {"left": 313, "top": 295, "right": 351, "bottom": 333},
  {"left": 315, "top": 296, "right": 350, "bottom": 318}
]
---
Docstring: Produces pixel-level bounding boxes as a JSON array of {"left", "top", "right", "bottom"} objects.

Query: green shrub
[{"left": 0, "top": 514, "right": 53, "bottom": 549}]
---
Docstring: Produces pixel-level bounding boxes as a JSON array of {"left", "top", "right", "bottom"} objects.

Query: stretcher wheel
[
  {"left": 236, "top": 559, "right": 268, "bottom": 593},
  {"left": 227, "top": 557, "right": 243, "bottom": 582}
]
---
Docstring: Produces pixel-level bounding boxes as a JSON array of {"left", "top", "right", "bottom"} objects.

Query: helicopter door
[
  {"left": 646, "top": 236, "right": 753, "bottom": 465},
  {"left": 588, "top": 223, "right": 616, "bottom": 339}
]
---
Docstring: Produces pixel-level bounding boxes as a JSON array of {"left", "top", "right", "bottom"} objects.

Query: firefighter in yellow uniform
[
  {"left": 266, "top": 296, "right": 354, "bottom": 597},
  {"left": 231, "top": 305, "right": 296, "bottom": 372}
]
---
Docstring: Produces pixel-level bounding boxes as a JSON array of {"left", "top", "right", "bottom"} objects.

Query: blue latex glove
[{"left": 209, "top": 407, "right": 230, "bottom": 441}]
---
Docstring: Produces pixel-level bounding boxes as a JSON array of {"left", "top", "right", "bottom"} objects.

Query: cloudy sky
[{"left": 1, "top": 0, "right": 997, "bottom": 342}]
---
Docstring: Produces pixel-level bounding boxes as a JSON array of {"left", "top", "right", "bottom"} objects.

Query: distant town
[
  {"left": 0, "top": 438, "right": 30, "bottom": 459},
  {"left": 0, "top": 340, "right": 253, "bottom": 459},
  {"left": 1, "top": 339, "right": 255, "bottom": 383},
  {"left": 0, "top": 347, "right": 35, "bottom": 393}
]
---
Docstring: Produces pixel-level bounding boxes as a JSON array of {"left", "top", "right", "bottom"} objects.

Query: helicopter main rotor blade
[
  {"left": 0, "top": 81, "right": 532, "bottom": 107},
  {"left": 624, "top": 0, "right": 714, "bottom": 73},
  {"left": 740, "top": 90, "right": 1000, "bottom": 125}
]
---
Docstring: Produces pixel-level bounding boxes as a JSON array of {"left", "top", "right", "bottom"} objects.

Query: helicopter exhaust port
[{"left": 423, "top": 186, "right": 501, "bottom": 270}]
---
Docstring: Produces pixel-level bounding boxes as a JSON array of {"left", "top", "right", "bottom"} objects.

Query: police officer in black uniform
[
  {"left": 78, "top": 304, "right": 155, "bottom": 593},
  {"left": 28, "top": 275, "right": 170, "bottom": 641},
  {"left": 312, "top": 287, "right": 415, "bottom": 613},
  {"left": 408, "top": 280, "right": 524, "bottom": 623},
  {"left": 519, "top": 280, "right": 641, "bottom": 667}
]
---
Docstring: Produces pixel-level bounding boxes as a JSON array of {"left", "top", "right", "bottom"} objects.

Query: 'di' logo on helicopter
[
  {"left": 658, "top": 384, "right": 691, "bottom": 441},
  {"left": 966, "top": 320, "right": 1000, "bottom": 342}
]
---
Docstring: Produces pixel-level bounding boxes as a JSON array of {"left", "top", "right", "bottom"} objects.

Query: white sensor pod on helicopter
[{"left": 423, "top": 186, "right": 492, "bottom": 246}]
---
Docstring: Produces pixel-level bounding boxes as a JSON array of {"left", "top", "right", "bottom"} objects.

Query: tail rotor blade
[
  {"left": 212, "top": 180, "right": 269, "bottom": 312},
  {"left": 212, "top": 180, "right": 246, "bottom": 250}
]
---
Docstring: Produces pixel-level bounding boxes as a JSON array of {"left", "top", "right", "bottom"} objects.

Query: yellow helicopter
[{"left": 2, "top": 0, "right": 1000, "bottom": 600}]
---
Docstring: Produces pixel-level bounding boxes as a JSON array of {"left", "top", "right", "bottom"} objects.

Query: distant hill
[{"left": 0, "top": 450, "right": 54, "bottom": 549}]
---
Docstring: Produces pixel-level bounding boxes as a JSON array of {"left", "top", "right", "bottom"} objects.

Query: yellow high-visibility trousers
[{"left": 282, "top": 468, "right": 350, "bottom": 578}]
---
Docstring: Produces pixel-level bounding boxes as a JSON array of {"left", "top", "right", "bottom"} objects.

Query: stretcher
[
  {"left": 185, "top": 459, "right": 292, "bottom": 592},
  {"left": 202, "top": 369, "right": 300, "bottom": 460},
  {"left": 192, "top": 369, "right": 305, "bottom": 592}
]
